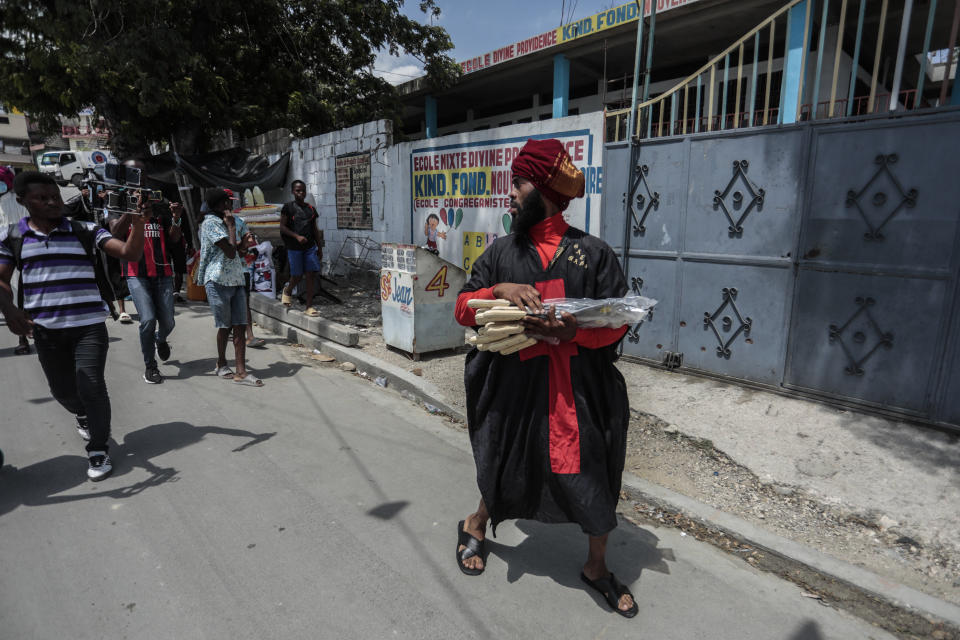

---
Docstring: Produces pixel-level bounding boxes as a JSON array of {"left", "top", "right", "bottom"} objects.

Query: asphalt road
[{"left": 0, "top": 305, "right": 893, "bottom": 640}]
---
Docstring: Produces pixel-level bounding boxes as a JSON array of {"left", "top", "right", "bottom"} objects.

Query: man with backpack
[{"left": 0, "top": 172, "right": 145, "bottom": 481}]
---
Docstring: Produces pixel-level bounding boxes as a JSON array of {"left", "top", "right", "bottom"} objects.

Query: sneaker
[
  {"left": 144, "top": 366, "right": 163, "bottom": 384},
  {"left": 87, "top": 452, "right": 113, "bottom": 481},
  {"left": 76, "top": 415, "right": 91, "bottom": 441},
  {"left": 156, "top": 340, "right": 171, "bottom": 362}
]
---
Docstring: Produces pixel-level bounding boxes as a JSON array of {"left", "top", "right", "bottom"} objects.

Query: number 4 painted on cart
[{"left": 425, "top": 265, "right": 450, "bottom": 297}]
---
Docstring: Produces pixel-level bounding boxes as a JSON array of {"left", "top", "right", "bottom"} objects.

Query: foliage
[{"left": 0, "top": 0, "right": 459, "bottom": 154}]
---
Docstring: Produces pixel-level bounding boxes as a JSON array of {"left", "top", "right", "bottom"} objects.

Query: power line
[{"left": 373, "top": 68, "right": 424, "bottom": 78}]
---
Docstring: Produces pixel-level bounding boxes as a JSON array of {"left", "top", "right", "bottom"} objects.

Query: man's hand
[
  {"left": 492, "top": 283, "right": 542, "bottom": 313},
  {"left": 296, "top": 234, "right": 308, "bottom": 245},
  {"left": 522, "top": 306, "right": 577, "bottom": 342},
  {"left": 4, "top": 307, "right": 35, "bottom": 337},
  {"left": 136, "top": 191, "right": 152, "bottom": 217}
]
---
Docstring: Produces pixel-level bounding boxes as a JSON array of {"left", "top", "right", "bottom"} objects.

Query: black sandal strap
[
  {"left": 457, "top": 528, "right": 484, "bottom": 560},
  {"left": 581, "top": 572, "right": 639, "bottom": 617}
]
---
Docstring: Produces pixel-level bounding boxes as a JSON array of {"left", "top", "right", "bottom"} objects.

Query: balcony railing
[
  {"left": 61, "top": 124, "right": 109, "bottom": 137},
  {"left": 607, "top": 0, "right": 960, "bottom": 142}
]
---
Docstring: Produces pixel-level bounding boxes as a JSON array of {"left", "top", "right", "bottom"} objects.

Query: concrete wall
[
  {"left": 243, "top": 128, "right": 293, "bottom": 164},
  {"left": 281, "top": 114, "right": 606, "bottom": 277},
  {"left": 287, "top": 120, "right": 395, "bottom": 275}
]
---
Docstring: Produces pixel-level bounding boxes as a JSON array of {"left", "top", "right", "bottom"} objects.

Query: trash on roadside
[
  {"left": 374, "top": 376, "right": 388, "bottom": 388},
  {"left": 340, "top": 362, "right": 357, "bottom": 372},
  {"left": 424, "top": 403, "right": 441, "bottom": 414},
  {"left": 311, "top": 353, "right": 336, "bottom": 362}
]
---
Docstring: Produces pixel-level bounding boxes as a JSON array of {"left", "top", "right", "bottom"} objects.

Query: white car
[{"left": 38, "top": 149, "right": 114, "bottom": 185}]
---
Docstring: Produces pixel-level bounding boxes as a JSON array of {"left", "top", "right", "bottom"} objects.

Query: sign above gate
[{"left": 459, "top": 0, "right": 704, "bottom": 75}]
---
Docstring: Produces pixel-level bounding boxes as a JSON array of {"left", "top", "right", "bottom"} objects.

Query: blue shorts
[
  {"left": 204, "top": 282, "right": 247, "bottom": 328},
  {"left": 288, "top": 245, "right": 321, "bottom": 277}
]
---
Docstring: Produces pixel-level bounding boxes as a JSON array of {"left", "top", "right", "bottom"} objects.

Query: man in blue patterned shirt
[
  {"left": 0, "top": 172, "right": 145, "bottom": 481},
  {"left": 196, "top": 188, "right": 262, "bottom": 387}
]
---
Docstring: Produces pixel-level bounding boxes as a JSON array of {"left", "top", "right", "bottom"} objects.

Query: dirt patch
[{"left": 624, "top": 409, "right": 960, "bottom": 612}]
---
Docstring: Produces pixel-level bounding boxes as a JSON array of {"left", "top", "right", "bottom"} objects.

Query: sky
[{"left": 374, "top": 0, "right": 629, "bottom": 85}]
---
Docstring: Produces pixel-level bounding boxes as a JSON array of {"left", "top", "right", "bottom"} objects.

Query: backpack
[{"left": 3, "top": 219, "right": 119, "bottom": 320}]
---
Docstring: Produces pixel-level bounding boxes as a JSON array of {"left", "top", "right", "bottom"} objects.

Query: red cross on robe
[{"left": 519, "top": 278, "right": 581, "bottom": 474}]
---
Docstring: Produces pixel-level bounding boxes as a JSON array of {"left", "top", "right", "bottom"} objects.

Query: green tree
[{"left": 0, "top": 0, "right": 459, "bottom": 155}]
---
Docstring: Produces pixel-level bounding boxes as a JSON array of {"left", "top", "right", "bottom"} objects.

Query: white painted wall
[
  {"left": 286, "top": 120, "right": 394, "bottom": 275},
  {"left": 285, "top": 114, "right": 606, "bottom": 276}
]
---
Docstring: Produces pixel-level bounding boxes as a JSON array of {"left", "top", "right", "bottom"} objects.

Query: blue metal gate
[{"left": 602, "top": 110, "right": 960, "bottom": 429}]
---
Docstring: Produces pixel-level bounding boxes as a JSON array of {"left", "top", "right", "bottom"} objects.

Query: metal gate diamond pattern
[
  {"left": 845, "top": 154, "right": 918, "bottom": 242},
  {"left": 713, "top": 160, "right": 766, "bottom": 238},
  {"left": 827, "top": 297, "right": 894, "bottom": 376},
  {"left": 704, "top": 287, "right": 753, "bottom": 358}
]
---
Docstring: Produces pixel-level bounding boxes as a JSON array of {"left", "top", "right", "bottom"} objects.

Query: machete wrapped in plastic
[{"left": 539, "top": 294, "right": 657, "bottom": 328}]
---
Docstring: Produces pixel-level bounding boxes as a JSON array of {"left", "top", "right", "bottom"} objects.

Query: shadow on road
[
  {"left": 788, "top": 620, "right": 826, "bottom": 639},
  {"left": 486, "top": 518, "right": 673, "bottom": 605},
  {"left": 161, "top": 356, "right": 304, "bottom": 382},
  {"left": 0, "top": 421, "right": 275, "bottom": 517}
]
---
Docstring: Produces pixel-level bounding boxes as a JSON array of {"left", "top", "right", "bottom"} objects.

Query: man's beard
[{"left": 511, "top": 188, "right": 547, "bottom": 241}]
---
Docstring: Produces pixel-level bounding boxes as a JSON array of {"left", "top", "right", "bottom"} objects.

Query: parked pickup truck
[{"left": 38, "top": 149, "right": 115, "bottom": 185}]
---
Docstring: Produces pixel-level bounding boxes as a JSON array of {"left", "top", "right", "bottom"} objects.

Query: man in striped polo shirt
[
  {"left": 109, "top": 159, "right": 185, "bottom": 384},
  {"left": 0, "top": 172, "right": 145, "bottom": 481}
]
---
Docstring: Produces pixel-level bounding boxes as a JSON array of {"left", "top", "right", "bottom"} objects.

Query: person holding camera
[
  {"left": 108, "top": 159, "right": 184, "bottom": 384},
  {"left": 0, "top": 171, "right": 145, "bottom": 481},
  {"left": 196, "top": 188, "right": 263, "bottom": 387}
]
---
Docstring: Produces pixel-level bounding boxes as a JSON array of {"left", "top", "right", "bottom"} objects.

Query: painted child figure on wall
[{"left": 424, "top": 213, "right": 447, "bottom": 251}]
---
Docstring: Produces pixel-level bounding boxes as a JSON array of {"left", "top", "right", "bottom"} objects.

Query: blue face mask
[{"left": 0, "top": 182, "right": 7, "bottom": 195}]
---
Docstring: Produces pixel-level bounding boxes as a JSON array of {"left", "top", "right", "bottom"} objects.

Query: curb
[
  {"left": 255, "top": 312, "right": 960, "bottom": 636},
  {"left": 249, "top": 292, "right": 360, "bottom": 346},
  {"left": 620, "top": 475, "right": 960, "bottom": 635}
]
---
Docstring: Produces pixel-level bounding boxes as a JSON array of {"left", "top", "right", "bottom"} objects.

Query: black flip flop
[
  {"left": 580, "top": 572, "right": 639, "bottom": 618},
  {"left": 456, "top": 520, "right": 485, "bottom": 576}
]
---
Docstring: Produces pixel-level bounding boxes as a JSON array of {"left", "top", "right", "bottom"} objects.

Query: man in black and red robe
[{"left": 453, "top": 139, "right": 637, "bottom": 617}]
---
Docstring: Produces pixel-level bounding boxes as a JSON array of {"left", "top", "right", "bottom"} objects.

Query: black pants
[{"left": 33, "top": 322, "right": 111, "bottom": 453}]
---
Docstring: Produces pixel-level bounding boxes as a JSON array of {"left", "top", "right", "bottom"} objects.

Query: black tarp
[
  {"left": 134, "top": 147, "right": 289, "bottom": 246},
  {"left": 143, "top": 148, "right": 290, "bottom": 191}
]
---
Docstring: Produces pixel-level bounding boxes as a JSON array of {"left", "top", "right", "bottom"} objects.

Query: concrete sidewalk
[{"left": 250, "top": 297, "right": 960, "bottom": 637}]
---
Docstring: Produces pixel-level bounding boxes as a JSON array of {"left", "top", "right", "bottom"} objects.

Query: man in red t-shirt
[{"left": 109, "top": 159, "right": 185, "bottom": 384}]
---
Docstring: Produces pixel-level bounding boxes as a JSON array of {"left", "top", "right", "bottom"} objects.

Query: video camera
[{"left": 72, "top": 163, "right": 163, "bottom": 216}]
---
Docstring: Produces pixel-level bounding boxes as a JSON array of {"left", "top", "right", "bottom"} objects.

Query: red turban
[{"left": 510, "top": 138, "right": 585, "bottom": 211}]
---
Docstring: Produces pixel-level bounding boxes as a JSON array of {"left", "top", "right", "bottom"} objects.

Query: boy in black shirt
[{"left": 278, "top": 180, "right": 323, "bottom": 316}]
